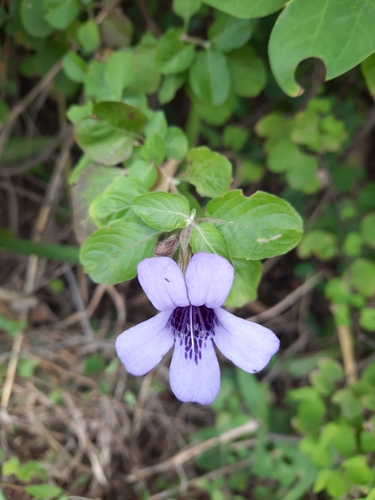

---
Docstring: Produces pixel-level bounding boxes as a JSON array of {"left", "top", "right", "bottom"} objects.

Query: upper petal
[
  {"left": 137, "top": 257, "right": 189, "bottom": 311},
  {"left": 185, "top": 252, "right": 234, "bottom": 308},
  {"left": 169, "top": 335, "right": 221, "bottom": 405},
  {"left": 213, "top": 308, "right": 279, "bottom": 373},
  {"left": 116, "top": 311, "right": 174, "bottom": 376}
]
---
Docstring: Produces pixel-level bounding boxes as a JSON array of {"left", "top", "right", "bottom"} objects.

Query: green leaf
[
  {"left": 89, "top": 177, "right": 148, "bottom": 227},
  {"left": 332, "top": 388, "right": 362, "bottom": 419},
  {"left": 190, "top": 223, "right": 230, "bottom": 260},
  {"left": 18, "top": 357, "right": 39, "bottom": 378},
  {"left": 100, "top": 11, "right": 133, "bottom": 49},
  {"left": 189, "top": 50, "right": 231, "bottom": 106},
  {"left": 78, "top": 19, "right": 100, "bottom": 54},
  {"left": 360, "top": 431, "right": 375, "bottom": 453},
  {"left": 20, "top": 0, "right": 54, "bottom": 38},
  {"left": 84, "top": 61, "right": 118, "bottom": 101},
  {"left": 130, "top": 37, "right": 161, "bottom": 94},
  {"left": 62, "top": 52, "right": 87, "bottom": 83},
  {"left": 0, "top": 315, "right": 26, "bottom": 337},
  {"left": 195, "top": 92, "right": 237, "bottom": 126},
  {"left": 80, "top": 215, "right": 160, "bottom": 284},
  {"left": 44, "top": 0, "right": 79, "bottom": 30},
  {"left": 158, "top": 74, "right": 186, "bottom": 103},
  {"left": 201, "top": 0, "right": 286, "bottom": 18},
  {"left": 145, "top": 111, "right": 168, "bottom": 139},
  {"left": 157, "top": 29, "right": 196, "bottom": 74},
  {"left": 205, "top": 190, "right": 303, "bottom": 260},
  {"left": 0, "top": 236, "right": 80, "bottom": 264},
  {"left": 104, "top": 50, "right": 135, "bottom": 99},
  {"left": 343, "top": 232, "right": 362, "bottom": 257},
  {"left": 350, "top": 258, "right": 375, "bottom": 297},
  {"left": 24, "top": 484, "right": 63, "bottom": 499},
  {"left": 222, "top": 125, "right": 249, "bottom": 153},
  {"left": 132, "top": 192, "right": 192, "bottom": 231},
  {"left": 225, "top": 258, "right": 262, "bottom": 307},
  {"left": 360, "top": 212, "right": 375, "bottom": 248},
  {"left": 325, "top": 470, "right": 350, "bottom": 498},
  {"left": 165, "top": 126, "right": 188, "bottom": 160},
  {"left": 208, "top": 14, "right": 254, "bottom": 52},
  {"left": 309, "top": 358, "right": 343, "bottom": 396},
  {"left": 362, "top": 53, "right": 375, "bottom": 98},
  {"left": 67, "top": 102, "right": 93, "bottom": 125},
  {"left": 236, "top": 368, "right": 269, "bottom": 422},
  {"left": 2, "top": 457, "right": 21, "bottom": 477},
  {"left": 359, "top": 308, "right": 375, "bottom": 332},
  {"left": 298, "top": 230, "right": 337, "bottom": 261},
  {"left": 269, "top": 0, "right": 375, "bottom": 96},
  {"left": 172, "top": 0, "right": 201, "bottom": 21},
  {"left": 93, "top": 101, "right": 148, "bottom": 132},
  {"left": 128, "top": 160, "right": 157, "bottom": 189},
  {"left": 71, "top": 164, "right": 124, "bottom": 242},
  {"left": 342, "top": 456, "right": 373, "bottom": 485},
  {"left": 140, "top": 134, "right": 166, "bottom": 164},
  {"left": 184, "top": 146, "right": 232, "bottom": 198},
  {"left": 285, "top": 156, "right": 320, "bottom": 194},
  {"left": 227, "top": 46, "right": 266, "bottom": 97},
  {"left": 84, "top": 353, "right": 106, "bottom": 374}
]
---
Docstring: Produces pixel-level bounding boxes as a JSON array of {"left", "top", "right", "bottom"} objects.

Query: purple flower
[{"left": 116, "top": 252, "right": 279, "bottom": 405}]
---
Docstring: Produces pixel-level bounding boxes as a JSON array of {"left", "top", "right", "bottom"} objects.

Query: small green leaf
[
  {"left": 84, "top": 353, "right": 106, "bottom": 374},
  {"left": 332, "top": 388, "right": 362, "bottom": 419},
  {"left": 172, "top": 0, "right": 201, "bottom": 21},
  {"left": 93, "top": 101, "right": 148, "bottom": 132},
  {"left": 89, "top": 177, "right": 148, "bottom": 227},
  {"left": 145, "top": 111, "right": 168, "bottom": 139},
  {"left": 184, "top": 147, "right": 232, "bottom": 198},
  {"left": 24, "top": 484, "right": 63, "bottom": 499},
  {"left": 189, "top": 50, "right": 231, "bottom": 106},
  {"left": 359, "top": 308, "right": 375, "bottom": 332},
  {"left": 360, "top": 431, "right": 375, "bottom": 453},
  {"left": 84, "top": 61, "right": 118, "bottom": 101},
  {"left": 62, "top": 52, "right": 87, "bottom": 83},
  {"left": 104, "top": 50, "right": 135, "bottom": 99},
  {"left": 44, "top": 0, "right": 79, "bottom": 30},
  {"left": 78, "top": 19, "right": 100, "bottom": 54},
  {"left": 67, "top": 101, "right": 93, "bottom": 125},
  {"left": 80, "top": 215, "right": 160, "bottom": 284},
  {"left": 227, "top": 46, "right": 266, "bottom": 98},
  {"left": 225, "top": 258, "right": 262, "bottom": 307},
  {"left": 195, "top": 92, "right": 237, "bottom": 126},
  {"left": 206, "top": 190, "right": 303, "bottom": 260},
  {"left": 157, "top": 29, "right": 196, "bottom": 74},
  {"left": 349, "top": 258, "right": 375, "bottom": 297},
  {"left": 360, "top": 212, "right": 375, "bottom": 248},
  {"left": 132, "top": 192, "right": 191, "bottom": 231},
  {"left": 128, "top": 160, "right": 157, "bottom": 189},
  {"left": 298, "top": 230, "right": 337, "bottom": 261},
  {"left": 2, "top": 457, "right": 21, "bottom": 477},
  {"left": 165, "top": 126, "right": 188, "bottom": 160},
  {"left": 362, "top": 53, "right": 375, "bottom": 98},
  {"left": 201, "top": 0, "right": 286, "bottom": 18},
  {"left": 190, "top": 223, "right": 230, "bottom": 260},
  {"left": 18, "top": 357, "right": 39, "bottom": 378},
  {"left": 236, "top": 368, "right": 269, "bottom": 422},
  {"left": 269, "top": 0, "right": 375, "bottom": 96},
  {"left": 208, "top": 14, "right": 254, "bottom": 52},
  {"left": 341, "top": 456, "right": 373, "bottom": 485},
  {"left": 140, "top": 134, "right": 166, "bottom": 164},
  {"left": 130, "top": 37, "right": 161, "bottom": 94},
  {"left": 0, "top": 315, "right": 26, "bottom": 337},
  {"left": 158, "top": 74, "right": 186, "bottom": 103},
  {"left": 222, "top": 125, "right": 249, "bottom": 153},
  {"left": 20, "top": 0, "right": 54, "bottom": 38}
]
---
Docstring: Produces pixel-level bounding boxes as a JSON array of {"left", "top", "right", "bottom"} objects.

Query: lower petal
[
  {"left": 214, "top": 308, "right": 279, "bottom": 373},
  {"left": 116, "top": 312, "right": 174, "bottom": 376},
  {"left": 169, "top": 336, "right": 220, "bottom": 405}
]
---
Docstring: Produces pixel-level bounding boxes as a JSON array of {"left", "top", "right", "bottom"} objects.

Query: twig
[
  {"left": 126, "top": 419, "right": 259, "bottom": 482},
  {"left": 336, "top": 323, "right": 357, "bottom": 384},
  {"left": 248, "top": 273, "right": 323, "bottom": 323}
]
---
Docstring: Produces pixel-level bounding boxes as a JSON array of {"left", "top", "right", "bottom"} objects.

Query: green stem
[{"left": 0, "top": 237, "right": 80, "bottom": 264}]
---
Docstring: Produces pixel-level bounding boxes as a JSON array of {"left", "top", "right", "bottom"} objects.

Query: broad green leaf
[
  {"left": 222, "top": 125, "right": 249, "bottom": 152},
  {"left": 267, "top": 140, "right": 300, "bottom": 173},
  {"left": 130, "top": 36, "right": 161, "bottom": 94},
  {"left": 205, "top": 190, "right": 303, "bottom": 260},
  {"left": 44, "top": 0, "right": 79, "bottom": 29},
  {"left": 71, "top": 164, "right": 124, "bottom": 242},
  {"left": 184, "top": 147, "right": 232, "bottom": 198},
  {"left": 342, "top": 456, "right": 373, "bottom": 485},
  {"left": 208, "top": 14, "right": 254, "bottom": 52},
  {"left": 132, "top": 192, "right": 192, "bottom": 231},
  {"left": 189, "top": 51, "right": 230, "bottom": 106},
  {"left": 165, "top": 126, "right": 188, "bottom": 160},
  {"left": 92, "top": 101, "right": 148, "bottom": 132},
  {"left": 80, "top": 216, "right": 160, "bottom": 284},
  {"left": 145, "top": 111, "right": 168, "bottom": 139},
  {"left": 342, "top": 232, "right": 362, "bottom": 257},
  {"left": 158, "top": 74, "right": 186, "bottom": 103},
  {"left": 84, "top": 61, "right": 118, "bottom": 101},
  {"left": 24, "top": 484, "right": 63, "bottom": 499},
  {"left": 78, "top": 19, "right": 100, "bottom": 54},
  {"left": 227, "top": 46, "right": 266, "bottom": 97},
  {"left": 75, "top": 117, "right": 134, "bottom": 165},
  {"left": 225, "top": 258, "right": 262, "bottom": 307},
  {"left": 360, "top": 212, "right": 375, "bottom": 248},
  {"left": 332, "top": 388, "right": 362, "bottom": 419},
  {"left": 349, "top": 258, "right": 375, "bottom": 297},
  {"left": 20, "top": 0, "right": 54, "bottom": 37},
  {"left": 128, "top": 160, "right": 157, "bottom": 189},
  {"left": 269, "top": 0, "right": 375, "bottom": 96},
  {"left": 362, "top": 53, "right": 375, "bottom": 98},
  {"left": 104, "top": 50, "right": 135, "bottom": 99},
  {"left": 298, "top": 230, "right": 337, "bottom": 260},
  {"left": 89, "top": 177, "right": 148, "bottom": 227},
  {"left": 62, "top": 52, "right": 87, "bottom": 83},
  {"left": 190, "top": 223, "right": 231, "bottom": 260},
  {"left": 359, "top": 308, "right": 375, "bottom": 332},
  {"left": 285, "top": 156, "right": 320, "bottom": 194},
  {"left": 173, "top": 0, "right": 201, "bottom": 21},
  {"left": 201, "top": 0, "right": 286, "bottom": 18},
  {"left": 195, "top": 92, "right": 237, "bottom": 126},
  {"left": 325, "top": 470, "right": 350, "bottom": 498},
  {"left": 157, "top": 29, "right": 196, "bottom": 74},
  {"left": 67, "top": 102, "right": 93, "bottom": 125},
  {"left": 140, "top": 134, "right": 166, "bottom": 164},
  {"left": 360, "top": 431, "right": 375, "bottom": 453}
]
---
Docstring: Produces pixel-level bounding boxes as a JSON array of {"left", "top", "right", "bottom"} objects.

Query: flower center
[{"left": 169, "top": 305, "right": 216, "bottom": 364}]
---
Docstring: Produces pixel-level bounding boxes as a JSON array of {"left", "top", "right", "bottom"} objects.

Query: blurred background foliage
[{"left": 1, "top": 0, "right": 375, "bottom": 499}]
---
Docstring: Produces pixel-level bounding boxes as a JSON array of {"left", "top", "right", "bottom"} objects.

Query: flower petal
[
  {"left": 138, "top": 257, "right": 189, "bottom": 311},
  {"left": 186, "top": 252, "right": 234, "bottom": 308},
  {"left": 116, "top": 312, "right": 174, "bottom": 376},
  {"left": 169, "top": 336, "right": 221, "bottom": 405},
  {"left": 213, "top": 308, "right": 279, "bottom": 373}
]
